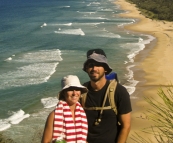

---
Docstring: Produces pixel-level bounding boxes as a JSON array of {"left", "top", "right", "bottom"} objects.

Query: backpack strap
[
  {"left": 81, "top": 81, "right": 112, "bottom": 111},
  {"left": 94, "top": 79, "right": 117, "bottom": 125},
  {"left": 80, "top": 82, "right": 89, "bottom": 109},
  {"left": 82, "top": 106, "right": 112, "bottom": 110},
  {"left": 81, "top": 80, "right": 118, "bottom": 113},
  {"left": 81, "top": 80, "right": 118, "bottom": 125},
  {"left": 107, "top": 79, "right": 118, "bottom": 115}
]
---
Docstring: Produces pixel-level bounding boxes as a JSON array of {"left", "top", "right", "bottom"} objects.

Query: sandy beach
[{"left": 115, "top": 0, "right": 173, "bottom": 142}]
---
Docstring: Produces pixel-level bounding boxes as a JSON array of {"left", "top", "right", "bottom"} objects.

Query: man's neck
[{"left": 90, "top": 77, "right": 107, "bottom": 91}]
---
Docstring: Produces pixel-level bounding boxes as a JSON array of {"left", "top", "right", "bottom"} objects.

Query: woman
[{"left": 42, "top": 75, "right": 88, "bottom": 143}]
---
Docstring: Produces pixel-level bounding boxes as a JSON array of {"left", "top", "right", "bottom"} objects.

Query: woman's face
[{"left": 64, "top": 87, "right": 81, "bottom": 106}]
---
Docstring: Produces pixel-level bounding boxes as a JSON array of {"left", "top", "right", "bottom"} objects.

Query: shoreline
[{"left": 115, "top": 0, "right": 173, "bottom": 142}]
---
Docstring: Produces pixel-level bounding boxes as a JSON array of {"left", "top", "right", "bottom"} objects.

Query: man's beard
[{"left": 89, "top": 70, "right": 105, "bottom": 82}]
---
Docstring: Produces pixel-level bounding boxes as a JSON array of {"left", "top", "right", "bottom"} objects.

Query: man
[{"left": 82, "top": 49, "right": 132, "bottom": 143}]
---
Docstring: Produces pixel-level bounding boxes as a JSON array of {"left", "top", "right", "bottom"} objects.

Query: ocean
[{"left": 0, "top": 0, "right": 155, "bottom": 142}]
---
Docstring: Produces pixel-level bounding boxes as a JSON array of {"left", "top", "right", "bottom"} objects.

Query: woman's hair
[{"left": 58, "top": 90, "right": 66, "bottom": 100}]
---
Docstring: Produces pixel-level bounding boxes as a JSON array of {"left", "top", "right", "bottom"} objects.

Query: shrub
[{"left": 131, "top": 85, "right": 173, "bottom": 142}]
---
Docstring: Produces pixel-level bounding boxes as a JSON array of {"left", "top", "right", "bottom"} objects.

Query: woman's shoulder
[{"left": 47, "top": 110, "right": 55, "bottom": 121}]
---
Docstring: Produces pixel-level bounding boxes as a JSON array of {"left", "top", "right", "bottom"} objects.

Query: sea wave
[
  {"left": 41, "top": 97, "right": 59, "bottom": 109},
  {"left": 54, "top": 28, "right": 85, "bottom": 36},
  {"left": 95, "top": 33, "right": 121, "bottom": 38},
  {"left": 122, "top": 35, "right": 156, "bottom": 95},
  {"left": 0, "top": 109, "right": 30, "bottom": 131},
  {"left": 0, "top": 49, "right": 62, "bottom": 89}
]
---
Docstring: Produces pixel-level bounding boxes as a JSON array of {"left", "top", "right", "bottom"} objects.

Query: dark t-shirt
[{"left": 84, "top": 80, "right": 132, "bottom": 143}]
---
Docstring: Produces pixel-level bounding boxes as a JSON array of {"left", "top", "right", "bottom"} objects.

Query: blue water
[{"left": 0, "top": 0, "right": 154, "bottom": 142}]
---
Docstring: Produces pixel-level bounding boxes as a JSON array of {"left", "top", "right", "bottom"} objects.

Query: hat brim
[
  {"left": 83, "top": 58, "right": 112, "bottom": 75},
  {"left": 57, "top": 85, "right": 88, "bottom": 100}
]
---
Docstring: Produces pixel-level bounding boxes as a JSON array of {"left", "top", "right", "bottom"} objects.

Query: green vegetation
[
  {"left": 0, "top": 133, "right": 16, "bottom": 143},
  {"left": 131, "top": 86, "right": 173, "bottom": 142},
  {"left": 126, "top": 0, "right": 173, "bottom": 21},
  {"left": 0, "top": 128, "right": 43, "bottom": 143}
]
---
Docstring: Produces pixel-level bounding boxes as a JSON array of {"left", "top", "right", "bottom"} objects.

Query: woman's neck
[
  {"left": 69, "top": 104, "right": 76, "bottom": 122},
  {"left": 69, "top": 104, "right": 76, "bottom": 111}
]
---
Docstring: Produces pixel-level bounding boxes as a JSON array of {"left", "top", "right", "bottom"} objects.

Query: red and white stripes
[{"left": 53, "top": 101, "right": 88, "bottom": 143}]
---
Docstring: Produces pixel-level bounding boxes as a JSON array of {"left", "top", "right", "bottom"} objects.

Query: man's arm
[
  {"left": 41, "top": 111, "right": 55, "bottom": 143},
  {"left": 117, "top": 112, "right": 131, "bottom": 143}
]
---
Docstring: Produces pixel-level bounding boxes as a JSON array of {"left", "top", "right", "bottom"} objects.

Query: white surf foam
[
  {"left": 100, "top": 8, "right": 113, "bottom": 12},
  {"left": 118, "top": 22, "right": 134, "bottom": 27},
  {"left": 41, "top": 97, "right": 59, "bottom": 109},
  {"left": 96, "top": 33, "right": 121, "bottom": 38},
  {"left": 123, "top": 64, "right": 139, "bottom": 95},
  {"left": 116, "top": 18, "right": 136, "bottom": 27},
  {"left": 124, "top": 85, "right": 137, "bottom": 95},
  {"left": 60, "top": 6, "right": 70, "bottom": 8},
  {"left": 0, "top": 62, "right": 59, "bottom": 89},
  {"left": 4, "top": 57, "right": 12, "bottom": 61},
  {"left": 86, "top": 2, "right": 100, "bottom": 6},
  {"left": 54, "top": 28, "right": 85, "bottom": 36},
  {"left": 122, "top": 42, "right": 144, "bottom": 63},
  {"left": 0, "top": 120, "right": 11, "bottom": 131},
  {"left": 126, "top": 35, "right": 155, "bottom": 63},
  {"left": 91, "top": 2, "right": 100, "bottom": 5},
  {"left": 62, "top": 6, "right": 70, "bottom": 8},
  {"left": 41, "top": 23, "right": 47, "bottom": 28},
  {"left": 77, "top": 11, "right": 96, "bottom": 15},
  {"left": 10, "top": 114, "right": 30, "bottom": 124},
  {"left": 7, "top": 110, "right": 30, "bottom": 125},
  {"left": 16, "top": 49, "right": 62, "bottom": 63},
  {"left": 80, "top": 17, "right": 107, "bottom": 20},
  {"left": 41, "top": 22, "right": 73, "bottom": 28},
  {"left": 51, "top": 23, "right": 72, "bottom": 26},
  {"left": 0, "top": 49, "right": 62, "bottom": 89},
  {"left": 123, "top": 35, "right": 155, "bottom": 95},
  {"left": 0, "top": 109, "right": 29, "bottom": 131},
  {"left": 73, "top": 22, "right": 102, "bottom": 26}
]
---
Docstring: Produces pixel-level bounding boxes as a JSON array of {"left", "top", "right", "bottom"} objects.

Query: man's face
[{"left": 85, "top": 61, "right": 105, "bottom": 82}]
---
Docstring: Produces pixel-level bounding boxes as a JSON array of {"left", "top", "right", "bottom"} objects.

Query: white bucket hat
[{"left": 58, "top": 75, "right": 88, "bottom": 99}]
